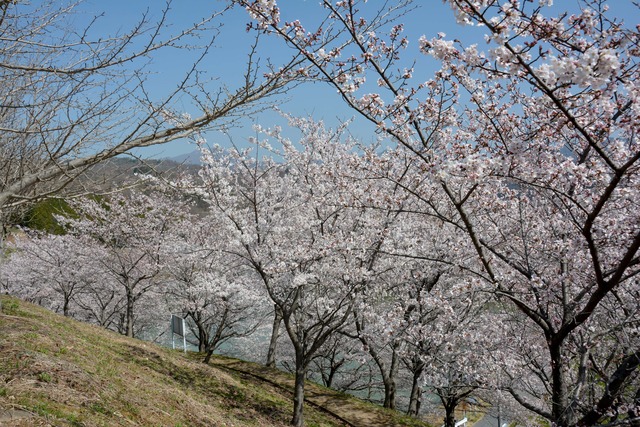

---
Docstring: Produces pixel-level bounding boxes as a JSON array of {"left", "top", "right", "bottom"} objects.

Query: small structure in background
[{"left": 171, "top": 314, "right": 187, "bottom": 353}]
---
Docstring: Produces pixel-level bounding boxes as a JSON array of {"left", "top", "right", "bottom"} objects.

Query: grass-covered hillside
[{"left": 0, "top": 296, "right": 432, "bottom": 427}]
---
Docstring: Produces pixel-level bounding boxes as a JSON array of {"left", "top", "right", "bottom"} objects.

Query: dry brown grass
[{"left": 0, "top": 296, "right": 346, "bottom": 427}]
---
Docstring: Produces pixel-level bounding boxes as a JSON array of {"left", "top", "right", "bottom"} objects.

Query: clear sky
[{"left": 73, "top": 0, "right": 639, "bottom": 159}]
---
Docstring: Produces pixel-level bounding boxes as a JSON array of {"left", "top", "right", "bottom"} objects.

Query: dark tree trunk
[
  {"left": 291, "top": 350, "right": 306, "bottom": 427},
  {"left": 382, "top": 344, "right": 400, "bottom": 409},
  {"left": 323, "top": 363, "right": 338, "bottom": 389},
  {"left": 550, "top": 340, "right": 571, "bottom": 426},
  {"left": 125, "top": 288, "right": 134, "bottom": 337},
  {"left": 117, "top": 312, "right": 126, "bottom": 335},
  {"left": 198, "top": 329, "right": 208, "bottom": 353},
  {"left": 63, "top": 294, "right": 71, "bottom": 317},
  {"left": 407, "top": 370, "right": 423, "bottom": 416},
  {"left": 191, "top": 313, "right": 208, "bottom": 353},
  {"left": 577, "top": 349, "right": 640, "bottom": 427},
  {"left": 356, "top": 316, "right": 400, "bottom": 410},
  {"left": 444, "top": 400, "right": 457, "bottom": 427},
  {"left": 266, "top": 305, "right": 281, "bottom": 368},
  {"left": 383, "top": 375, "right": 397, "bottom": 410}
]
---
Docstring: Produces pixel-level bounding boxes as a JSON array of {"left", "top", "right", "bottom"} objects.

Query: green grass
[{"left": 1, "top": 299, "right": 20, "bottom": 315}]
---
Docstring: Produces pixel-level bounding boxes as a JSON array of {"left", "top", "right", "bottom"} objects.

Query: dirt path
[{"left": 210, "top": 356, "right": 430, "bottom": 427}]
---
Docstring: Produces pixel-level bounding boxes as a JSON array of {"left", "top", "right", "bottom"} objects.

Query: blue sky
[{"left": 74, "top": 0, "right": 639, "bottom": 159}]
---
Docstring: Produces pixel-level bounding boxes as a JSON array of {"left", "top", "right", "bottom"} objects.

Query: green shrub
[{"left": 19, "top": 198, "right": 76, "bottom": 234}]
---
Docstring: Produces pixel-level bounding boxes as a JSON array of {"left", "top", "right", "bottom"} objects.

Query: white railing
[{"left": 441, "top": 417, "right": 468, "bottom": 427}]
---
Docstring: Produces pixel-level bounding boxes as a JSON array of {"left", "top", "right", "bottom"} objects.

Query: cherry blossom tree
[
  {"left": 59, "top": 190, "right": 193, "bottom": 337},
  {"left": 163, "top": 218, "right": 266, "bottom": 359},
  {"left": 416, "top": 294, "right": 501, "bottom": 427},
  {"left": 240, "top": 1, "right": 640, "bottom": 425},
  {"left": 195, "top": 116, "right": 389, "bottom": 426},
  {"left": 306, "top": 332, "right": 377, "bottom": 394},
  {"left": 0, "top": 232, "right": 107, "bottom": 318},
  {"left": 347, "top": 273, "right": 408, "bottom": 411},
  {"left": 333, "top": 148, "right": 460, "bottom": 414},
  {"left": 398, "top": 271, "right": 444, "bottom": 418},
  {"left": 73, "top": 275, "right": 124, "bottom": 330}
]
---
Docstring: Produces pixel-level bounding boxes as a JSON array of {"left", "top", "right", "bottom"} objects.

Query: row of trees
[
  {"left": 232, "top": 0, "right": 640, "bottom": 425},
  {"left": 0, "top": 130, "right": 505, "bottom": 426},
  {"left": 3, "top": 104, "right": 639, "bottom": 426},
  {"left": 0, "top": 191, "right": 261, "bottom": 347},
  {"left": 1, "top": 0, "right": 638, "bottom": 426}
]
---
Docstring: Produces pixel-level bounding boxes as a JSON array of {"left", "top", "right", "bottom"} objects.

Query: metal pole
[
  {"left": 182, "top": 318, "right": 187, "bottom": 353},
  {"left": 171, "top": 315, "right": 175, "bottom": 349}
]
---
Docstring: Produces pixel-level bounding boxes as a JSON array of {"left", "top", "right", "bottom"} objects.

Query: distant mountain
[
  {"left": 168, "top": 150, "right": 202, "bottom": 165},
  {"left": 66, "top": 156, "right": 202, "bottom": 197}
]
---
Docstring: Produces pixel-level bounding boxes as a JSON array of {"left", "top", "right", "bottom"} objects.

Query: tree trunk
[
  {"left": 382, "top": 375, "right": 397, "bottom": 410},
  {"left": 359, "top": 339, "right": 399, "bottom": 409},
  {"left": 191, "top": 314, "right": 208, "bottom": 353},
  {"left": 444, "top": 400, "right": 456, "bottom": 427},
  {"left": 266, "top": 305, "right": 281, "bottom": 368},
  {"left": 117, "top": 312, "right": 126, "bottom": 335},
  {"left": 382, "top": 344, "right": 400, "bottom": 409},
  {"left": 550, "top": 340, "right": 570, "bottom": 426},
  {"left": 125, "top": 289, "right": 134, "bottom": 337},
  {"left": 325, "top": 364, "right": 337, "bottom": 389},
  {"left": 63, "top": 294, "right": 71, "bottom": 317},
  {"left": 444, "top": 411, "right": 455, "bottom": 427},
  {"left": 291, "top": 350, "right": 306, "bottom": 427},
  {"left": 407, "top": 370, "right": 423, "bottom": 416},
  {"left": 199, "top": 329, "right": 208, "bottom": 353},
  {"left": 577, "top": 349, "right": 640, "bottom": 426}
]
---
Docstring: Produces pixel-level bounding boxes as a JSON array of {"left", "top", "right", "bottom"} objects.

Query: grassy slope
[
  {"left": 0, "top": 296, "right": 433, "bottom": 427},
  {"left": 0, "top": 296, "right": 345, "bottom": 427}
]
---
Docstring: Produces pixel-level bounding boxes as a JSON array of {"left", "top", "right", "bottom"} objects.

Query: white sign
[
  {"left": 170, "top": 314, "right": 187, "bottom": 353},
  {"left": 171, "top": 314, "right": 185, "bottom": 336}
]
